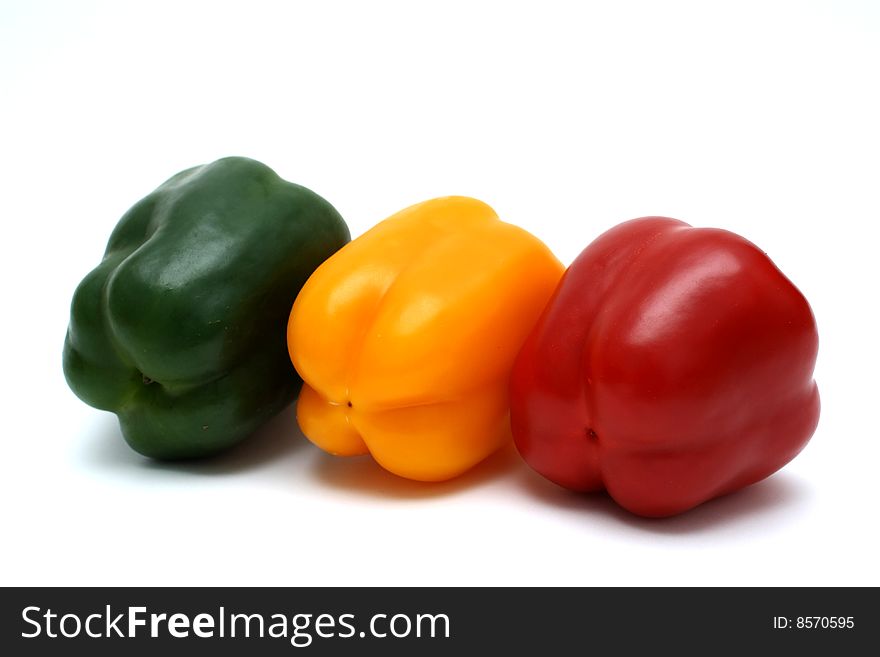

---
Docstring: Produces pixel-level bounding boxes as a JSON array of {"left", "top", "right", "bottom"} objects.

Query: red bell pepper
[{"left": 510, "top": 217, "right": 820, "bottom": 517}]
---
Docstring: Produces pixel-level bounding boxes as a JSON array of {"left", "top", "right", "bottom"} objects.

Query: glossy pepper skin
[
  {"left": 63, "top": 157, "right": 350, "bottom": 459},
  {"left": 287, "top": 196, "right": 564, "bottom": 481},
  {"left": 510, "top": 217, "right": 820, "bottom": 517}
]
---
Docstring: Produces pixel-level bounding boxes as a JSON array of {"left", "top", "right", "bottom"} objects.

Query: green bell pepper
[{"left": 63, "top": 156, "right": 350, "bottom": 459}]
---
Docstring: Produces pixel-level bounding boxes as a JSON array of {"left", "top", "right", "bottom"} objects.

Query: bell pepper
[
  {"left": 287, "top": 196, "right": 564, "bottom": 481},
  {"left": 510, "top": 217, "right": 820, "bottom": 517},
  {"left": 63, "top": 157, "right": 350, "bottom": 459}
]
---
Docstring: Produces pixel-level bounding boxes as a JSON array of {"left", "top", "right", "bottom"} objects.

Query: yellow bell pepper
[{"left": 287, "top": 196, "right": 563, "bottom": 481}]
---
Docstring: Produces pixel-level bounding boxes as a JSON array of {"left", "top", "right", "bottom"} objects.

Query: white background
[{"left": 2, "top": 0, "right": 878, "bottom": 586}]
